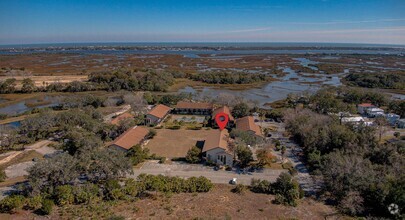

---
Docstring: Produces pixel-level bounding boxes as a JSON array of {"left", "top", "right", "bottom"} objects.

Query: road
[
  {"left": 266, "top": 122, "right": 322, "bottom": 196},
  {"left": 129, "top": 161, "right": 285, "bottom": 185}
]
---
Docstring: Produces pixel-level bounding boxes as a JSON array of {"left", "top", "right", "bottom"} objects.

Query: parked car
[{"left": 229, "top": 178, "right": 237, "bottom": 185}]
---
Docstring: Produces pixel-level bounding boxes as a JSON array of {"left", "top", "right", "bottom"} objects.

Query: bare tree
[{"left": 123, "top": 92, "right": 147, "bottom": 114}]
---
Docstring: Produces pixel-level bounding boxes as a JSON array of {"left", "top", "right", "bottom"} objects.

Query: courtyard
[{"left": 144, "top": 128, "right": 213, "bottom": 158}]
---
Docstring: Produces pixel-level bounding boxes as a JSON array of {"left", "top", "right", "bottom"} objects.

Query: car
[{"left": 229, "top": 178, "right": 237, "bottom": 185}]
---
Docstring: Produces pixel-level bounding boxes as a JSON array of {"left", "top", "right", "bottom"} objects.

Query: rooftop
[
  {"left": 202, "top": 129, "right": 230, "bottom": 153},
  {"left": 235, "top": 116, "right": 262, "bottom": 136},
  {"left": 175, "top": 101, "right": 213, "bottom": 110},
  {"left": 111, "top": 112, "right": 133, "bottom": 125},
  {"left": 147, "top": 104, "right": 171, "bottom": 119},
  {"left": 111, "top": 126, "right": 149, "bottom": 150},
  {"left": 212, "top": 106, "right": 234, "bottom": 121},
  {"left": 358, "top": 103, "right": 375, "bottom": 107}
]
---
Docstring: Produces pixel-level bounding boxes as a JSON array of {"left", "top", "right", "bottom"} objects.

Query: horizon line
[{"left": 1, "top": 41, "right": 405, "bottom": 47}]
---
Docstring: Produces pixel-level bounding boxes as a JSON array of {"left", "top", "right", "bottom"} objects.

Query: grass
[{"left": 168, "top": 77, "right": 276, "bottom": 92}]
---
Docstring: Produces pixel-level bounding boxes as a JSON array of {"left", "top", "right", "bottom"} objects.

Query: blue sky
[{"left": 0, "top": 0, "right": 405, "bottom": 45}]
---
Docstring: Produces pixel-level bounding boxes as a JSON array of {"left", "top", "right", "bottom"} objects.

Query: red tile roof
[
  {"left": 175, "top": 101, "right": 213, "bottom": 110},
  {"left": 111, "top": 112, "right": 133, "bottom": 125},
  {"left": 110, "top": 126, "right": 149, "bottom": 150},
  {"left": 236, "top": 116, "right": 262, "bottom": 136},
  {"left": 358, "top": 103, "right": 375, "bottom": 107},
  {"left": 202, "top": 129, "right": 230, "bottom": 153},
  {"left": 212, "top": 106, "right": 234, "bottom": 121},
  {"left": 147, "top": 104, "right": 171, "bottom": 119}
]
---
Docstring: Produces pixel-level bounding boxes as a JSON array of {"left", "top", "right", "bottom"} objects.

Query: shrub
[
  {"left": 167, "top": 125, "right": 181, "bottom": 130},
  {"left": 271, "top": 173, "right": 301, "bottom": 206},
  {"left": 159, "top": 157, "right": 166, "bottom": 164},
  {"left": 147, "top": 129, "right": 157, "bottom": 139},
  {"left": 0, "top": 195, "right": 25, "bottom": 213},
  {"left": 250, "top": 179, "right": 271, "bottom": 194},
  {"left": 54, "top": 185, "right": 74, "bottom": 206},
  {"left": 185, "top": 146, "right": 202, "bottom": 163},
  {"left": 104, "top": 180, "right": 125, "bottom": 201},
  {"left": 39, "top": 199, "right": 54, "bottom": 215},
  {"left": 73, "top": 183, "right": 100, "bottom": 204},
  {"left": 0, "top": 169, "right": 6, "bottom": 182},
  {"left": 232, "top": 184, "right": 247, "bottom": 195},
  {"left": 24, "top": 195, "right": 42, "bottom": 210},
  {"left": 123, "top": 179, "right": 143, "bottom": 197}
]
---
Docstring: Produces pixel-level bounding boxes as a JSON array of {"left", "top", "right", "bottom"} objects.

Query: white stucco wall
[{"left": 206, "top": 148, "right": 233, "bottom": 166}]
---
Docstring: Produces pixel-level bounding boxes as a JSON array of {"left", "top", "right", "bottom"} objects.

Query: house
[
  {"left": 235, "top": 116, "right": 262, "bottom": 137},
  {"left": 398, "top": 119, "right": 405, "bottom": 129},
  {"left": 386, "top": 113, "right": 400, "bottom": 126},
  {"left": 109, "top": 126, "right": 150, "bottom": 151},
  {"left": 212, "top": 106, "right": 234, "bottom": 128},
  {"left": 202, "top": 129, "right": 233, "bottom": 166},
  {"left": 357, "top": 103, "right": 376, "bottom": 115},
  {"left": 174, "top": 101, "right": 214, "bottom": 115},
  {"left": 366, "top": 108, "right": 385, "bottom": 118},
  {"left": 341, "top": 116, "right": 372, "bottom": 126},
  {"left": 111, "top": 112, "right": 133, "bottom": 125},
  {"left": 145, "top": 104, "right": 171, "bottom": 125}
]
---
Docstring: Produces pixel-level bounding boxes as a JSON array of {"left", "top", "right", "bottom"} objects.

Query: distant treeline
[
  {"left": 191, "top": 71, "right": 268, "bottom": 84},
  {"left": 0, "top": 69, "right": 270, "bottom": 94},
  {"left": 344, "top": 72, "right": 405, "bottom": 90}
]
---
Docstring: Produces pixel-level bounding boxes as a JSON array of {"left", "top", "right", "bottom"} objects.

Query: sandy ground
[
  {"left": 145, "top": 128, "right": 213, "bottom": 158},
  {"left": 0, "top": 184, "right": 342, "bottom": 220},
  {"left": 0, "top": 75, "right": 88, "bottom": 87}
]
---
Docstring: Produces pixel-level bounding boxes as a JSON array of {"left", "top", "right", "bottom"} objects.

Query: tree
[
  {"left": 77, "top": 149, "right": 132, "bottom": 183},
  {"left": 185, "top": 146, "right": 201, "bottom": 163},
  {"left": 21, "top": 78, "right": 36, "bottom": 93},
  {"left": 236, "top": 145, "right": 253, "bottom": 168},
  {"left": 374, "top": 117, "right": 389, "bottom": 141},
  {"left": 126, "top": 144, "right": 149, "bottom": 165},
  {"left": 0, "top": 78, "right": 17, "bottom": 93},
  {"left": 28, "top": 153, "right": 79, "bottom": 194},
  {"left": 271, "top": 173, "right": 302, "bottom": 206},
  {"left": 232, "top": 102, "right": 250, "bottom": 118}
]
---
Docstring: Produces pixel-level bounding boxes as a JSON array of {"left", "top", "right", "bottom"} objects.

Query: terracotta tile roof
[
  {"left": 212, "top": 106, "right": 234, "bottom": 121},
  {"left": 202, "top": 129, "right": 230, "bottom": 153},
  {"left": 175, "top": 101, "right": 213, "bottom": 110},
  {"left": 147, "top": 104, "right": 171, "bottom": 119},
  {"left": 236, "top": 116, "right": 262, "bottom": 136},
  {"left": 111, "top": 112, "right": 133, "bottom": 125},
  {"left": 358, "top": 103, "right": 375, "bottom": 107},
  {"left": 110, "top": 126, "right": 149, "bottom": 150}
]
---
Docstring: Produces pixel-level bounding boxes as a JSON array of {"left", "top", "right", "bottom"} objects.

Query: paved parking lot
[{"left": 129, "top": 161, "right": 285, "bottom": 185}]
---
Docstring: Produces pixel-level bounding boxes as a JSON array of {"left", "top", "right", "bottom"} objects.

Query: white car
[{"left": 230, "top": 178, "right": 237, "bottom": 185}]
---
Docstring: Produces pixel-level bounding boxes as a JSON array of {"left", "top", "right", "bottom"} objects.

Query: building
[
  {"left": 202, "top": 129, "right": 233, "bottom": 166},
  {"left": 110, "top": 112, "right": 133, "bottom": 125},
  {"left": 398, "top": 119, "right": 405, "bottom": 129},
  {"left": 366, "top": 108, "right": 385, "bottom": 118},
  {"left": 109, "top": 126, "right": 150, "bottom": 151},
  {"left": 235, "top": 116, "right": 262, "bottom": 137},
  {"left": 386, "top": 113, "right": 400, "bottom": 126},
  {"left": 341, "top": 116, "right": 372, "bottom": 126},
  {"left": 174, "top": 101, "right": 214, "bottom": 115},
  {"left": 357, "top": 103, "right": 376, "bottom": 115},
  {"left": 212, "top": 106, "right": 234, "bottom": 128},
  {"left": 145, "top": 104, "right": 171, "bottom": 125}
]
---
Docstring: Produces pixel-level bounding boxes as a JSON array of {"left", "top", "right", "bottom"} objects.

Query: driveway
[
  {"left": 129, "top": 161, "right": 285, "bottom": 185},
  {"left": 269, "top": 123, "right": 323, "bottom": 196}
]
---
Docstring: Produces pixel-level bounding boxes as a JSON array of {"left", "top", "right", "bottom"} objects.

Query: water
[
  {"left": 0, "top": 96, "right": 60, "bottom": 115},
  {"left": 178, "top": 67, "right": 343, "bottom": 107},
  {"left": 1, "top": 42, "right": 404, "bottom": 56}
]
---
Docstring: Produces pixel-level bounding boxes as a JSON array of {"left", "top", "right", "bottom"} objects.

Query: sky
[{"left": 0, "top": 0, "right": 405, "bottom": 45}]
